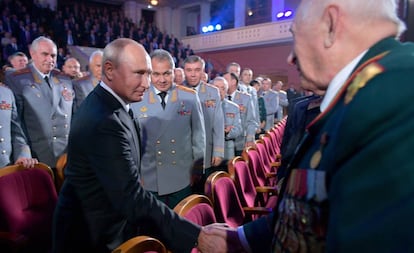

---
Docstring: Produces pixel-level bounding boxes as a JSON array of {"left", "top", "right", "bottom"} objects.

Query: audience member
[
  {"left": 272, "top": 80, "right": 288, "bottom": 120},
  {"left": 6, "top": 36, "right": 74, "bottom": 167},
  {"left": 53, "top": 38, "right": 224, "bottom": 253},
  {"left": 72, "top": 50, "right": 103, "bottom": 111},
  {"left": 173, "top": 67, "right": 185, "bottom": 85},
  {"left": 184, "top": 55, "right": 224, "bottom": 192},
  {"left": 212, "top": 76, "right": 242, "bottom": 169},
  {"left": 223, "top": 72, "right": 257, "bottom": 155},
  {"left": 8, "top": 51, "right": 28, "bottom": 70},
  {"left": 259, "top": 77, "right": 279, "bottom": 131},
  {"left": 205, "top": 0, "right": 414, "bottom": 252},
  {"left": 132, "top": 49, "right": 205, "bottom": 208},
  {"left": 62, "top": 57, "right": 82, "bottom": 79},
  {"left": 250, "top": 79, "right": 267, "bottom": 137},
  {"left": 0, "top": 83, "right": 38, "bottom": 168}
]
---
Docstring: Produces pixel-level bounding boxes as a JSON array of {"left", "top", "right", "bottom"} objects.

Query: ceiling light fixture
[{"left": 150, "top": 0, "right": 158, "bottom": 6}]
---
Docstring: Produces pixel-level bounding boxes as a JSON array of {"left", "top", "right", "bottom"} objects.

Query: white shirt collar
[
  {"left": 32, "top": 63, "right": 50, "bottom": 79},
  {"left": 99, "top": 81, "right": 130, "bottom": 112},
  {"left": 320, "top": 50, "right": 367, "bottom": 112}
]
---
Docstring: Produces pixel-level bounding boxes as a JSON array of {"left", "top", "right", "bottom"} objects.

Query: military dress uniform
[
  {"left": 72, "top": 73, "right": 98, "bottom": 112},
  {"left": 239, "top": 83, "right": 260, "bottom": 130},
  {"left": 132, "top": 84, "right": 205, "bottom": 207},
  {"left": 229, "top": 90, "right": 258, "bottom": 155},
  {"left": 0, "top": 84, "right": 31, "bottom": 167},
  {"left": 242, "top": 37, "right": 414, "bottom": 253},
  {"left": 188, "top": 81, "right": 224, "bottom": 170},
  {"left": 222, "top": 98, "right": 242, "bottom": 161},
  {"left": 6, "top": 63, "right": 74, "bottom": 167},
  {"left": 260, "top": 89, "right": 279, "bottom": 131}
]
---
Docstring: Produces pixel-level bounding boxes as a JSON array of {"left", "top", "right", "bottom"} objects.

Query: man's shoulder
[
  {"left": 10, "top": 67, "right": 31, "bottom": 77},
  {"left": 176, "top": 84, "right": 196, "bottom": 94},
  {"left": 224, "top": 99, "right": 240, "bottom": 111}
]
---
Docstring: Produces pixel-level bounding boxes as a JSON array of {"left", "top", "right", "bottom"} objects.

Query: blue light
[
  {"left": 276, "top": 12, "right": 284, "bottom": 18},
  {"left": 202, "top": 26, "right": 208, "bottom": 33},
  {"left": 207, "top": 25, "right": 214, "bottom": 32},
  {"left": 284, "top": 10, "right": 293, "bottom": 17},
  {"left": 215, "top": 24, "right": 222, "bottom": 31}
]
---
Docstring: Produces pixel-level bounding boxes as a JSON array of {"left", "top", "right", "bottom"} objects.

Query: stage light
[
  {"left": 207, "top": 25, "right": 214, "bottom": 32},
  {"left": 202, "top": 26, "right": 208, "bottom": 33},
  {"left": 276, "top": 10, "right": 294, "bottom": 20},
  {"left": 276, "top": 12, "right": 284, "bottom": 18},
  {"left": 150, "top": 0, "right": 158, "bottom": 5},
  {"left": 248, "top": 10, "right": 253, "bottom": 16},
  {"left": 215, "top": 24, "right": 222, "bottom": 31}
]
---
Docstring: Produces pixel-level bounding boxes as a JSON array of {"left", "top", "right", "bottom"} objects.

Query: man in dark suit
[
  {"left": 205, "top": 0, "right": 414, "bottom": 252},
  {"left": 53, "top": 38, "right": 225, "bottom": 253}
]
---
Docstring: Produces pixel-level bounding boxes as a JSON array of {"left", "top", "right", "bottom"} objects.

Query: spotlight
[
  {"left": 207, "top": 25, "right": 214, "bottom": 32},
  {"left": 276, "top": 10, "right": 294, "bottom": 20},
  {"left": 276, "top": 12, "right": 284, "bottom": 18},
  {"left": 247, "top": 10, "right": 253, "bottom": 16},
  {"left": 284, "top": 10, "right": 293, "bottom": 17},
  {"left": 215, "top": 24, "right": 222, "bottom": 31},
  {"left": 150, "top": 0, "right": 158, "bottom": 5},
  {"left": 202, "top": 26, "right": 208, "bottom": 33}
]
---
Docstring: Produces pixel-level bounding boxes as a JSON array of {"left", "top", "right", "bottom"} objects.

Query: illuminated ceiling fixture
[
  {"left": 150, "top": 0, "right": 158, "bottom": 5},
  {"left": 247, "top": 9, "right": 253, "bottom": 16}
]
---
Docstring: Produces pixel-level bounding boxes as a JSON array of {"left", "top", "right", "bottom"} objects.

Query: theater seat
[
  {"left": 173, "top": 194, "right": 216, "bottom": 226},
  {"left": 55, "top": 153, "right": 67, "bottom": 192},
  {"left": 112, "top": 235, "right": 167, "bottom": 253},
  {"left": 0, "top": 163, "right": 57, "bottom": 253}
]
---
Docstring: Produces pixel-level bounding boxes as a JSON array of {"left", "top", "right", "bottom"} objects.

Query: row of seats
[{"left": 112, "top": 118, "right": 288, "bottom": 252}]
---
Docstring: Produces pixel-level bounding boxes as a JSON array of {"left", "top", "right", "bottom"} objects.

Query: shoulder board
[
  {"left": 177, "top": 84, "right": 196, "bottom": 94},
  {"left": 205, "top": 82, "right": 219, "bottom": 91},
  {"left": 12, "top": 67, "right": 31, "bottom": 76},
  {"left": 236, "top": 90, "right": 251, "bottom": 97},
  {"left": 344, "top": 62, "right": 384, "bottom": 104}
]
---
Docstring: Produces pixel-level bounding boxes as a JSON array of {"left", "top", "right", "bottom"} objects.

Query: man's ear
[
  {"left": 103, "top": 61, "right": 113, "bottom": 81},
  {"left": 323, "top": 5, "right": 340, "bottom": 48}
]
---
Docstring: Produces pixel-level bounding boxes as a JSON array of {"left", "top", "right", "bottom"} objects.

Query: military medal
[{"left": 310, "top": 133, "right": 329, "bottom": 169}]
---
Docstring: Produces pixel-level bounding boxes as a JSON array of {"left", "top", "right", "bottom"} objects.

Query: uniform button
[
  {"left": 64, "top": 124, "right": 68, "bottom": 128},
  {"left": 157, "top": 151, "right": 162, "bottom": 155},
  {"left": 65, "top": 134, "right": 69, "bottom": 138},
  {"left": 172, "top": 161, "right": 176, "bottom": 165},
  {"left": 171, "top": 139, "right": 175, "bottom": 143},
  {"left": 0, "top": 125, "right": 2, "bottom": 129},
  {"left": 1, "top": 150, "right": 6, "bottom": 154},
  {"left": 156, "top": 140, "right": 161, "bottom": 144},
  {"left": 53, "top": 136, "right": 57, "bottom": 140},
  {"left": 53, "top": 126, "right": 57, "bottom": 130},
  {"left": 64, "top": 114, "right": 68, "bottom": 118},
  {"left": 171, "top": 150, "right": 176, "bottom": 154},
  {"left": 0, "top": 138, "right": 4, "bottom": 142},
  {"left": 158, "top": 162, "right": 162, "bottom": 166}
]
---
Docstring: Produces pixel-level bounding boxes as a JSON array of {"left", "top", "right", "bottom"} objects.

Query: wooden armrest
[
  {"left": 270, "top": 161, "right": 281, "bottom": 168},
  {"left": 243, "top": 207, "right": 273, "bottom": 215},
  {"left": 265, "top": 172, "right": 277, "bottom": 178},
  {"left": 255, "top": 186, "right": 278, "bottom": 195}
]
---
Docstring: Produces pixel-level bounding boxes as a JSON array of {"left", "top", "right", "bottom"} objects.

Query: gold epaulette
[
  {"left": 12, "top": 67, "right": 31, "bottom": 76},
  {"left": 74, "top": 74, "right": 91, "bottom": 82},
  {"left": 177, "top": 84, "right": 196, "bottom": 94}
]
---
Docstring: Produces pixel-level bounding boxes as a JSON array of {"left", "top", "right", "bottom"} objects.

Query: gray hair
[
  {"left": 30, "top": 36, "right": 56, "bottom": 52},
  {"left": 213, "top": 76, "right": 229, "bottom": 91},
  {"left": 89, "top": 50, "right": 103, "bottom": 64},
  {"left": 150, "top": 49, "right": 175, "bottom": 68},
  {"left": 183, "top": 55, "right": 205, "bottom": 70}
]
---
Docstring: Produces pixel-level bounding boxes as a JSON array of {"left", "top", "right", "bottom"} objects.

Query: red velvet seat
[
  {"left": 173, "top": 194, "right": 216, "bottom": 226},
  {"left": 0, "top": 163, "right": 57, "bottom": 253}
]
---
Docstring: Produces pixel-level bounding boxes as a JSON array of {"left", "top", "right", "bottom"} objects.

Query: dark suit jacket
[
  {"left": 244, "top": 37, "right": 414, "bottom": 252},
  {"left": 53, "top": 84, "right": 200, "bottom": 253}
]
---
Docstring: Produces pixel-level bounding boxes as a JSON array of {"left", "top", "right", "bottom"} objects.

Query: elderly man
[
  {"left": 206, "top": 0, "right": 414, "bottom": 252},
  {"left": 62, "top": 57, "right": 82, "bottom": 79}
]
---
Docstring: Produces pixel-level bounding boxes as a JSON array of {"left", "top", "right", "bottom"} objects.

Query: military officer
[
  {"left": 0, "top": 83, "right": 37, "bottom": 168},
  {"left": 184, "top": 55, "right": 225, "bottom": 190},
  {"left": 132, "top": 49, "right": 205, "bottom": 208},
  {"left": 211, "top": 76, "right": 242, "bottom": 164},
  {"left": 72, "top": 50, "right": 103, "bottom": 112},
  {"left": 224, "top": 72, "right": 258, "bottom": 156},
  {"left": 6, "top": 36, "right": 74, "bottom": 167},
  {"left": 260, "top": 77, "right": 279, "bottom": 131}
]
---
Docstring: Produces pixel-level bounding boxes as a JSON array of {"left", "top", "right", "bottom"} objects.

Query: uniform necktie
[
  {"left": 158, "top": 91, "right": 167, "bottom": 109},
  {"left": 227, "top": 95, "right": 232, "bottom": 101},
  {"left": 44, "top": 76, "right": 51, "bottom": 88},
  {"left": 128, "top": 108, "right": 134, "bottom": 120}
]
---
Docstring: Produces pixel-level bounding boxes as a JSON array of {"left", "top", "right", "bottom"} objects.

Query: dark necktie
[
  {"left": 158, "top": 91, "right": 167, "bottom": 109},
  {"left": 44, "top": 76, "right": 51, "bottom": 88},
  {"left": 128, "top": 108, "right": 134, "bottom": 120},
  {"left": 227, "top": 95, "right": 232, "bottom": 101}
]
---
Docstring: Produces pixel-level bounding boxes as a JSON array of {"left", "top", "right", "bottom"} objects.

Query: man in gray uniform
[
  {"left": 184, "top": 55, "right": 224, "bottom": 191},
  {"left": 6, "top": 36, "right": 74, "bottom": 167},
  {"left": 211, "top": 76, "right": 242, "bottom": 165},
  {"left": 224, "top": 72, "right": 257, "bottom": 156},
  {"left": 72, "top": 50, "right": 103, "bottom": 112},
  {"left": 260, "top": 77, "right": 279, "bottom": 131},
  {"left": 132, "top": 49, "right": 205, "bottom": 208},
  {"left": 0, "top": 83, "right": 37, "bottom": 168}
]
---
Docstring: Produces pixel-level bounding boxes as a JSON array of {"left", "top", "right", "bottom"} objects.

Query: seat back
[
  {"left": 173, "top": 194, "right": 216, "bottom": 226},
  {"left": 112, "top": 235, "right": 167, "bottom": 253},
  {"left": 205, "top": 171, "right": 245, "bottom": 228},
  {"left": 228, "top": 156, "right": 257, "bottom": 208},
  {"left": 0, "top": 163, "right": 57, "bottom": 252},
  {"left": 242, "top": 146, "right": 268, "bottom": 187}
]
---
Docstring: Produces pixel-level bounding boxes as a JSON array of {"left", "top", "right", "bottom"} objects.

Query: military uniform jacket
[
  {"left": 132, "top": 84, "right": 205, "bottom": 195},
  {"left": 6, "top": 63, "right": 74, "bottom": 167},
  {"left": 243, "top": 37, "right": 414, "bottom": 253},
  {"left": 222, "top": 98, "right": 242, "bottom": 160},
  {"left": 0, "top": 85, "right": 31, "bottom": 167},
  {"left": 231, "top": 90, "right": 257, "bottom": 150},
  {"left": 73, "top": 73, "right": 98, "bottom": 112},
  {"left": 189, "top": 82, "right": 224, "bottom": 169}
]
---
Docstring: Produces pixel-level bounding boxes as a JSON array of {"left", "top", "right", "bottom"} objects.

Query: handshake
[{"left": 196, "top": 223, "right": 248, "bottom": 253}]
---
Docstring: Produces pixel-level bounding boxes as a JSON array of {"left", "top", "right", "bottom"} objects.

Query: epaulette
[
  {"left": 12, "top": 67, "right": 31, "bottom": 76},
  {"left": 74, "top": 74, "right": 91, "bottom": 81},
  {"left": 51, "top": 68, "right": 66, "bottom": 76},
  {"left": 177, "top": 84, "right": 196, "bottom": 94}
]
